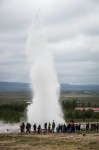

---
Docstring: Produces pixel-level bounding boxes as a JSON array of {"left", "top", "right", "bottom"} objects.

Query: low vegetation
[
  {"left": 0, "top": 102, "right": 28, "bottom": 123},
  {"left": 61, "top": 99, "right": 99, "bottom": 122},
  {"left": 0, "top": 133, "right": 99, "bottom": 150},
  {"left": 0, "top": 92, "right": 99, "bottom": 123}
]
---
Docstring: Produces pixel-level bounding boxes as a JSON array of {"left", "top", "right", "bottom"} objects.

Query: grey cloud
[
  {"left": 0, "top": 31, "right": 27, "bottom": 43},
  {"left": 0, "top": 1, "right": 33, "bottom": 32},
  {"left": 0, "top": 43, "right": 27, "bottom": 65},
  {"left": 56, "top": 61, "right": 99, "bottom": 84},
  {"left": 53, "top": 48, "right": 99, "bottom": 62},
  {"left": 0, "top": 0, "right": 99, "bottom": 84},
  {"left": 43, "top": 0, "right": 98, "bottom": 25},
  {"left": 47, "top": 11, "right": 99, "bottom": 44},
  {"left": 0, "top": 61, "right": 29, "bottom": 83}
]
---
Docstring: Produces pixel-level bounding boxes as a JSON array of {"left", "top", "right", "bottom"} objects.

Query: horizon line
[{"left": 0, "top": 81, "right": 99, "bottom": 86}]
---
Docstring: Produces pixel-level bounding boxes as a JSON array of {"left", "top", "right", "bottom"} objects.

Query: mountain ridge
[{"left": 0, "top": 81, "right": 99, "bottom": 92}]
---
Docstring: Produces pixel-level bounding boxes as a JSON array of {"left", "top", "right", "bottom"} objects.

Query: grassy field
[
  {"left": 60, "top": 92, "right": 99, "bottom": 107},
  {"left": 0, "top": 92, "right": 32, "bottom": 104},
  {"left": 0, "top": 92, "right": 99, "bottom": 123},
  {"left": 0, "top": 92, "right": 99, "bottom": 149},
  {"left": 0, "top": 132, "right": 99, "bottom": 150},
  {"left": 0, "top": 91, "right": 99, "bottom": 106}
]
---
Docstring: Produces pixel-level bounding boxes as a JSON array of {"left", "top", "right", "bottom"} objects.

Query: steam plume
[{"left": 26, "top": 15, "right": 64, "bottom": 125}]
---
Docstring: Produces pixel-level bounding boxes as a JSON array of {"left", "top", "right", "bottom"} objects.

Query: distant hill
[
  {"left": 60, "top": 84, "right": 99, "bottom": 92},
  {"left": 0, "top": 82, "right": 30, "bottom": 92},
  {"left": 0, "top": 82, "right": 99, "bottom": 93}
]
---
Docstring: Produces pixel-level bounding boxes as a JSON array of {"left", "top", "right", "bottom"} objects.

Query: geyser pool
[{"left": 26, "top": 15, "right": 64, "bottom": 125}]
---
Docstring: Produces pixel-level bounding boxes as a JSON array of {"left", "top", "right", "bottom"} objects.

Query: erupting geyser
[{"left": 26, "top": 15, "right": 64, "bottom": 125}]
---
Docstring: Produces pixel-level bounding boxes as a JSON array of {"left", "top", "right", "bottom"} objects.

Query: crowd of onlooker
[{"left": 20, "top": 120, "right": 99, "bottom": 134}]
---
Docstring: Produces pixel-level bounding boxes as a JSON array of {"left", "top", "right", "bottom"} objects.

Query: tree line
[
  {"left": 61, "top": 100, "right": 99, "bottom": 121},
  {"left": 0, "top": 102, "right": 28, "bottom": 123}
]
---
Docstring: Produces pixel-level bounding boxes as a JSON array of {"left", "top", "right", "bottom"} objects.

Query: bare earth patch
[{"left": 0, "top": 132, "right": 99, "bottom": 150}]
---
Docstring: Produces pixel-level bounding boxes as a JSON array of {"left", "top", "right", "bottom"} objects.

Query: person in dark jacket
[
  {"left": 33, "top": 123, "right": 36, "bottom": 133},
  {"left": 52, "top": 120, "right": 55, "bottom": 133},
  {"left": 20, "top": 122, "right": 25, "bottom": 133},
  {"left": 26, "top": 123, "right": 31, "bottom": 133}
]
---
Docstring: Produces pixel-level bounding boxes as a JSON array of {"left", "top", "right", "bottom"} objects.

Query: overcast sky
[{"left": 0, "top": 0, "right": 99, "bottom": 85}]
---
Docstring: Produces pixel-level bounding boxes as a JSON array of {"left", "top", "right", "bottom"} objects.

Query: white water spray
[{"left": 26, "top": 15, "right": 64, "bottom": 125}]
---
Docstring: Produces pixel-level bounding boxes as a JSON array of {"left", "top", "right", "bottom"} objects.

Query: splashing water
[{"left": 26, "top": 15, "right": 64, "bottom": 125}]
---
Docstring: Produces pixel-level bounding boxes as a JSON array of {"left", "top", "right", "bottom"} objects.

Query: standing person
[
  {"left": 52, "top": 120, "right": 55, "bottom": 133},
  {"left": 48, "top": 122, "right": 51, "bottom": 132},
  {"left": 60, "top": 124, "right": 63, "bottom": 132},
  {"left": 96, "top": 123, "right": 99, "bottom": 131},
  {"left": 44, "top": 122, "right": 47, "bottom": 133},
  {"left": 57, "top": 124, "right": 61, "bottom": 133},
  {"left": 37, "top": 125, "right": 41, "bottom": 134},
  {"left": 29, "top": 123, "right": 31, "bottom": 132},
  {"left": 26, "top": 123, "right": 31, "bottom": 133},
  {"left": 33, "top": 123, "right": 36, "bottom": 133},
  {"left": 63, "top": 124, "right": 67, "bottom": 133},
  {"left": 20, "top": 122, "right": 25, "bottom": 133},
  {"left": 26, "top": 123, "right": 29, "bottom": 133}
]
